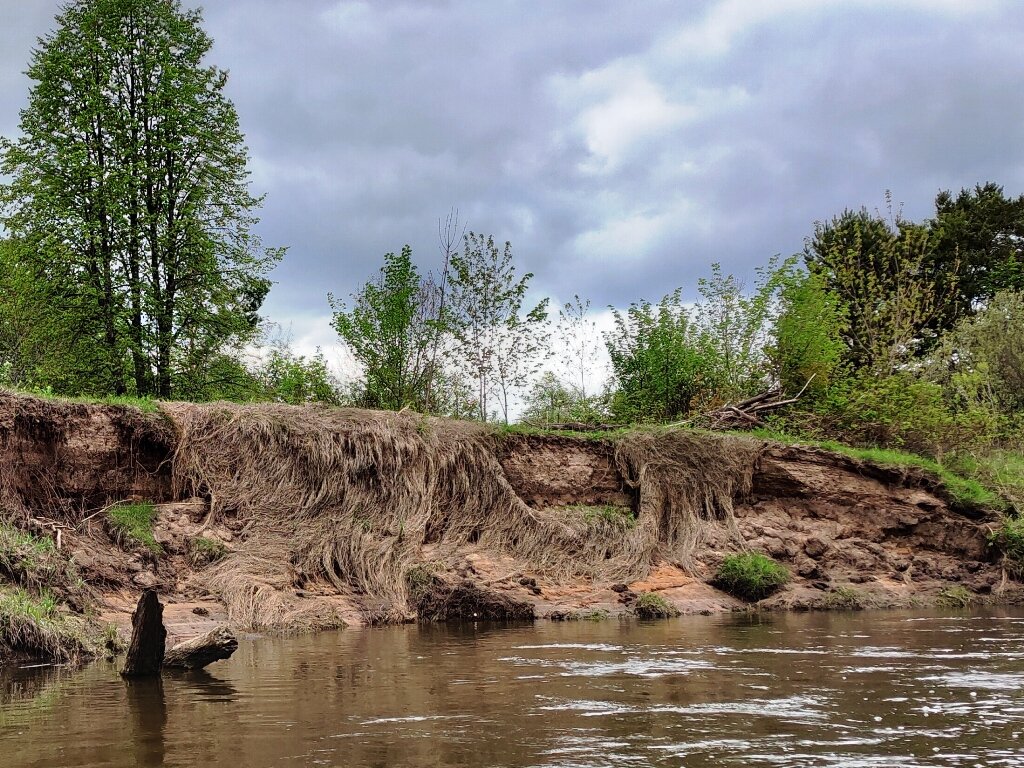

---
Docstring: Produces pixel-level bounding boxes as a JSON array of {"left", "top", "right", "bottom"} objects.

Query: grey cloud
[{"left": 3, "top": 0, "right": 1024, "bottom": 349}]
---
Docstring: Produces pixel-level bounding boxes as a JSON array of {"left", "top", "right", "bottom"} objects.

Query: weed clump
[
  {"left": 822, "top": 585, "right": 864, "bottom": 610},
  {"left": 0, "top": 587, "right": 92, "bottom": 664},
  {"left": 188, "top": 537, "right": 227, "bottom": 567},
  {"left": 989, "top": 516, "right": 1024, "bottom": 574},
  {"left": 937, "top": 585, "right": 974, "bottom": 608},
  {"left": 713, "top": 552, "right": 789, "bottom": 601},
  {"left": 633, "top": 592, "right": 680, "bottom": 619},
  {"left": 0, "top": 523, "right": 83, "bottom": 600},
  {"left": 107, "top": 502, "right": 160, "bottom": 554}
]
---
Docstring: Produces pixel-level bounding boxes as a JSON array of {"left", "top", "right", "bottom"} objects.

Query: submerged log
[
  {"left": 121, "top": 589, "right": 166, "bottom": 677},
  {"left": 163, "top": 626, "right": 238, "bottom": 669}
]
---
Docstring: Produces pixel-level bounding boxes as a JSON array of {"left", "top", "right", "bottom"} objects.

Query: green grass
[
  {"left": 0, "top": 586, "right": 92, "bottom": 663},
  {"left": 633, "top": 592, "right": 680, "bottom": 619},
  {"left": 822, "top": 586, "right": 865, "bottom": 610},
  {"left": 188, "top": 536, "right": 227, "bottom": 567},
  {"left": 107, "top": 502, "right": 161, "bottom": 553},
  {"left": 989, "top": 516, "right": 1024, "bottom": 574},
  {"left": 0, "top": 522, "right": 84, "bottom": 596},
  {"left": 747, "top": 428, "right": 1005, "bottom": 511},
  {"left": 713, "top": 552, "right": 790, "bottom": 601},
  {"left": 947, "top": 450, "right": 1024, "bottom": 511},
  {"left": 497, "top": 422, "right": 634, "bottom": 442},
  {"left": 937, "top": 585, "right": 974, "bottom": 608},
  {"left": 566, "top": 504, "right": 637, "bottom": 529},
  {"left": 4, "top": 386, "right": 161, "bottom": 413}
]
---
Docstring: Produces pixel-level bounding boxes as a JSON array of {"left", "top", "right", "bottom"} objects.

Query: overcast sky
[{"left": 4, "top": 0, "right": 1024, "bottom": 365}]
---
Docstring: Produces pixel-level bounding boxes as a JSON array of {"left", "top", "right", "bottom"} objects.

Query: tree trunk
[
  {"left": 121, "top": 589, "right": 166, "bottom": 677},
  {"left": 163, "top": 626, "right": 238, "bottom": 670}
]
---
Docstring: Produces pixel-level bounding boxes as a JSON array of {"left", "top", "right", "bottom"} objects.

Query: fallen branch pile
[{"left": 699, "top": 376, "right": 815, "bottom": 431}]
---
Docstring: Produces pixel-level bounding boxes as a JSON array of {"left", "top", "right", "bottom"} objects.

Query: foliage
[
  {"left": 0, "top": 523, "right": 83, "bottom": 598},
  {"left": 188, "top": 536, "right": 227, "bottom": 567},
  {"left": 713, "top": 552, "right": 789, "bottom": 601},
  {"left": 107, "top": 502, "right": 160, "bottom": 554},
  {"left": 927, "top": 290, "right": 1024, "bottom": 414},
  {"left": 989, "top": 516, "right": 1024, "bottom": 574},
  {"left": 331, "top": 246, "right": 441, "bottom": 411},
  {"left": 633, "top": 592, "right": 680, "bottom": 619},
  {"left": 253, "top": 344, "right": 341, "bottom": 405},
  {"left": 931, "top": 182, "right": 1024, "bottom": 325},
  {"left": 605, "top": 289, "right": 719, "bottom": 422},
  {"left": 519, "top": 371, "right": 612, "bottom": 425},
  {"left": 447, "top": 232, "right": 549, "bottom": 422},
  {"left": 805, "top": 203, "right": 950, "bottom": 372},
  {"left": 822, "top": 586, "right": 865, "bottom": 610},
  {"left": 557, "top": 294, "right": 603, "bottom": 398},
  {"left": 0, "top": 586, "right": 94, "bottom": 663},
  {"left": 769, "top": 270, "right": 847, "bottom": 400},
  {"left": 947, "top": 450, "right": 1024, "bottom": 512},
  {"left": 0, "top": 0, "right": 281, "bottom": 399},
  {"left": 936, "top": 585, "right": 974, "bottom": 608},
  {"left": 566, "top": 504, "right": 636, "bottom": 530},
  {"left": 694, "top": 257, "right": 796, "bottom": 398}
]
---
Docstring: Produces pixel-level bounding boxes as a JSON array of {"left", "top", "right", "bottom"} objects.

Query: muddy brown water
[{"left": 2, "top": 610, "right": 1024, "bottom": 767}]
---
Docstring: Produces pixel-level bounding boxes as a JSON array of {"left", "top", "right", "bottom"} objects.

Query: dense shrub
[
  {"left": 714, "top": 552, "right": 790, "bottom": 601},
  {"left": 633, "top": 592, "right": 680, "bottom": 619}
]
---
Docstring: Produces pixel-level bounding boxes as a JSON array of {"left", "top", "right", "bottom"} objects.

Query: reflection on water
[{"left": 2, "top": 610, "right": 1024, "bottom": 767}]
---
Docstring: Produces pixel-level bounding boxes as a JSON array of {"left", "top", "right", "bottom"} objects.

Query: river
[{"left": 2, "top": 610, "right": 1024, "bottom": 767}]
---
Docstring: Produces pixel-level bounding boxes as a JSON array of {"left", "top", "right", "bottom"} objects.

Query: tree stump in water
[
  {"left": 121, "top": 589, "right": 166, "bottom": 677},
  {"left": 163, "top": 626, "right": 238, "bottom": 669}
]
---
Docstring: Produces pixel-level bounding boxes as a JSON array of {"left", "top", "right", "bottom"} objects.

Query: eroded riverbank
[{"left": 1, "top": 390, "right": 1021, "bottom": 655}]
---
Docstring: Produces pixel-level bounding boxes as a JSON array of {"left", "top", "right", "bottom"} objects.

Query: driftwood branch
[
  {"left": 700, "top": 375, "right": 816, "bottom": 432},
  {"left": 164, "top": 626, "right": 238, "bottom": 669}
]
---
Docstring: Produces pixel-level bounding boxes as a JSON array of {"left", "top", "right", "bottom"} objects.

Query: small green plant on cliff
[
  {"left": 822, "top": 585, "right": 865, "bottom": 610},
  {"left": 0, "top": 587, "right": 91, "bottom": 663},
  {"left": 937, "top": 585, "right": 974, "bottom": 608},
  {"left": 188, "top": 537, "right": 227, "bottom": 567},
  {"left": 568, "top": 504, "right": 637, "bottom": 529},
  {"left": 988, "top": 516, "right": 1024, "bottom": 575},
  {"left": 0, "top": 523, "right": 82, "bottom": 595},
  {"left": 405, "top": 565, "right": 436, "bottom": 604},
  {"left": 107, "top": 502, "right": 160, "bottom": 554},
  {"left": 633, "top": 592, "right": 680, "bottom": 619},
  {"left": 713, "top": 552, "right": 790, "bottom": 601}
]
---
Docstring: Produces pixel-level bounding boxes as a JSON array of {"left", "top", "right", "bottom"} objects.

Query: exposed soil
[{"left": 1, "top": 391, "right": 1019, "bottom": 649}]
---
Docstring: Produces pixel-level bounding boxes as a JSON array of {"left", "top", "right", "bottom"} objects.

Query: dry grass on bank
[{"left": 166, "top": 403, "right": 764, "bottom": 627}]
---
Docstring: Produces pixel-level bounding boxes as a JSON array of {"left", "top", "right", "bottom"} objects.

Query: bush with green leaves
[
  {"left": 990, "top": 516, "right": 1024, "bottom": 573},
  {"left": 633, "top": 592, "right": 680, "bottom": 619},
  {"left": 107, "top": 502, "right": 160, "bottom": 554},
  {"left": 713, "top": 552, "right": 790, "bottom": 601}
]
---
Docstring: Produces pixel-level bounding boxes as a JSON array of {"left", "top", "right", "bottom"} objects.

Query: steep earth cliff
[{"left": 0, "top": 391, "right": 1017, "bottom": 645}]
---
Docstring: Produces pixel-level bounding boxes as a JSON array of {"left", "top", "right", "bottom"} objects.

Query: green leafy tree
[
  {"left": 447, "top": 233, "right": 549, "bottom": 422},
  {"left": 0, "top": 0, "right": 280, "bottom": 398},
  {"left": 694, "top": 257, "right": 796, "bottom": 398},
  {"left": 605, "top": 289, "right": 719, "bottom": 422},
  {"left": 556, "top": 295, "right": 602, "bottom": 398},
  {"left": 931, "top": 183, "right": 1024, "bottom": 323},
  {"left": 769, "top": 270, "right": 847, "bottom": 400},
  {"left": 254, "top": 345, "right": 341, "bottom": 406},
  {"left": 927, "top": 290, "right": 1024, "bottom": 415},
  {"left": 805, "top": 205, "right": 950, "bottom": 372},
  {"left": 330, "top": 246, "right": 440, "bottom": 411}
]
